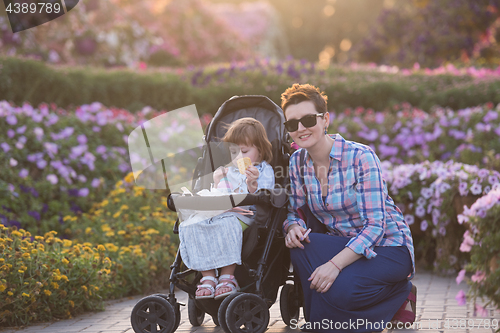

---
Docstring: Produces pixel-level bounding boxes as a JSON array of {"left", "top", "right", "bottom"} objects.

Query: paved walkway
[{"left": 1, "top": 272, "right": 499, "bottom": 333}]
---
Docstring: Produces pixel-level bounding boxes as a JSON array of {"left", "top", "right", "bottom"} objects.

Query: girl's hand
[
  {"left": 213, "top": 167, "right": 228, "bottom": 186},
  {"left": 308, "top": 261, "right": 340, "bottom": 293},
  {"left": 285, "top": 225, "right": 310, "bottom": 249},
  {"left": 245, "top": 165, "right": 259, "bottom": 193}
]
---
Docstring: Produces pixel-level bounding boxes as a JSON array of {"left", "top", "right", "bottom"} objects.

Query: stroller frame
[{"left": 130, "top": 96, "right": 303, "bottom": 333}]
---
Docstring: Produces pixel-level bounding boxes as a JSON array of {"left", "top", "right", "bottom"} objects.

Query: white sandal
[
  {"left": 214, "top": 274, "right": 240, "bottom": 300},
  {"left": 195, "top": 276, "right": 218, "bottom": 299}
]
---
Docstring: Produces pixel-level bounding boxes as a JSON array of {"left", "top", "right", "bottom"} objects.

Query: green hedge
[{"left": 2, "top": 57, "right": 500, "bottom": 114}]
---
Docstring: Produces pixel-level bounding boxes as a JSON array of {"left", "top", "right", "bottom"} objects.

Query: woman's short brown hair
[
  {"left": 281, "top": 83, "right": 328, "bottom": 117},
  {"left": 222, "top": 117, "right": 273, "bottom": 164}
]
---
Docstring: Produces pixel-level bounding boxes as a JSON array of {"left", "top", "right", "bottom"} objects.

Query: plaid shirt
[{"left": 284, "top": 134, "right": 415, "bottom": 279}]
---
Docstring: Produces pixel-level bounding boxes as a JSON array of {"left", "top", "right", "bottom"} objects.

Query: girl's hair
[{"left": 222, "top": 117, "right": 273, "bottom": 164}]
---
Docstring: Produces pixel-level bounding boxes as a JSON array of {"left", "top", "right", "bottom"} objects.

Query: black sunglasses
[{"left": 284, "top": 113, "right": 325, "bottom": 132}]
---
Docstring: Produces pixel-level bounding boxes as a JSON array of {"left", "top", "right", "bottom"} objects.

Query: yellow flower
[
  {"left": 81, "top": 285, "right": 88, "bottom": 292},
  {"left": 18, "top": 270, "right": 25, "bottom": 274},
  {"left": 85, "top": 227, "right": 93, "bottom": 235},
  {"left": 105, "top": 231, "right": 115, "bottom": 237},
  {"left": 113, "top": 211, "right": 121, "bottom": 218},
  {"left": 11, "top": 231, "right": 22, "bottom": 238},
  {"left": 140, "top": 206, "right": 150, "bottom": 211},
  {"left": 44, "top": 290, "right": 51, "bottom": 296},
  {"left": 97, "top": 245, "right": 106, "bottom": 252},
  {"left": 61, "top": 275, "right": 69, "bottom": 282},
  {"left": 0, "top": 284, "right": 6, "bottom": 292},
  {"left": 120, "top": 205, "right": 129, "bottom": 210},
  {"left": 31, "top": 249, "right": 38, "bottom": 255},
  {"left": 124, "top": 172, "right": 135, "bottom": 183},
  {"left": 51, "top": 282, "right": 59, "bottom": 289},
  {"left": 115, "top": 180, "right": 123, "bottom": 188},
  {"left": 0, "top": 258, "right": 4, "bottom": 263},
  {"left": 22, "top": 292, "right": 30, "bottom": 297},
  {"left": 117, "top": 230, "right": 126, "bottom": 235},
  {"left": 105, "top": 243, "right": 118, "bottom": 252},
  {"left": 113, "top": 198, "right": 121, "bottom": 203},
  {"left": 35, "top": 236, "right": 44, "bottom": 241},
  {"left": 62, "top": 258, "right": 69, "bottom": 265},
  {"left": 101, "top": 199, "right": 109, "bottom": 207},
  {"left": 22, "top": 253, "right": 30, "bottom": 259},
  {"left": 7, "top": 291, "right": 13, "bottom": 296},
  {"left": 63, "top": 215, "right": 73, "bottom": 222},
  {"left": 69, "top": 300, "right": 74, "bottom": 307},
  {"left": 63, "top": 239, "right": 72, "bottom": 247}
]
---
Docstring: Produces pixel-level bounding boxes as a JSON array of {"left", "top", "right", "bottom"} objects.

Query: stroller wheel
[
  {"left": 279, "top": 284, "right": 300, "bottom": 326},
  {"left": 188, "top": 297, "right": 205, "bottom": 326},
  {"left": 225, "top": 294, "right": 270, "bottom": 333},
  {"left": 218, "top": 292, "right": 243, "bottom": 333},
  {"left": 131, "top": 295, "right": 177, "bottom": 333}
]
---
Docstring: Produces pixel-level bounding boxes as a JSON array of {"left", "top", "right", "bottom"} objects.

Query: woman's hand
[
  {"left": 213, "top": 167, "right": 228, "bottom": 186},
  {"left": 245, "top": 165, "right": 259, "bottom": 193},
  {"left": 308, "top": 261, "right": 340, "bottom": 293},
  {"left": 285, "top": 225, "right": 310, "bottom": 249}
]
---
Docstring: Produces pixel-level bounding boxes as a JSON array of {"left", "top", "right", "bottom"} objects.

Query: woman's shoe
[
  {"left": 195, "top": 276, "right": 217, "bottom": 299},
  {"left": 214, "top": 274, "right": 239, "bottom": 300},
  {"left": 391, "top": 283, "right": 417, "bottom": 324}
]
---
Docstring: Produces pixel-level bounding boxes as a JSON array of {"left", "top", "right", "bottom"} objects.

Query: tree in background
[{"left": 353, "top": 0, "right": 500, "bottom": 68}]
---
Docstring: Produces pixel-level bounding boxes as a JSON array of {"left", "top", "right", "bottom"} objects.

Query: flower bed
[
  {"left": 0, "top": 175, "right": 178, "bottom": 327},
  {"left": 456, "top": 188, "right": 500, "bottom": 312},
  {"left": 382, "top": 161, "right": 500, "bottom": 272},
  {"left": 329, "top": 103, "right": 500, "bottom": 169},
  {"left": 3, "top": 56, "right": 500, "bottom": 114}
]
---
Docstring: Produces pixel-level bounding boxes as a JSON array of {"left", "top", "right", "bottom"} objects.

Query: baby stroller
[{"left": 129, "top": 96, "right": 303, "bottom": 333}]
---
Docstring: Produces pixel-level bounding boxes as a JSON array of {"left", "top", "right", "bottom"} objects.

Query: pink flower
[
  {"left": 475, "top": 304, "right": 488, "bottom": 317},
  {"left": 455, "top": 290, "right": 466, "bottom": 306},
  {"left": 456, "top": 269, "right": 466, "bottom": 285},
  {"left": 459, "top": 230, "right": 475, "bottom": 252},
  {"left": 471, "top": 271, "right": 486, "bottom": 283},
  {"left": 46, "top": 174, "right": 58, "bottom": 185}
]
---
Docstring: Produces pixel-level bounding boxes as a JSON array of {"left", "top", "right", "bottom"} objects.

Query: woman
[{"left": 281, "top": 84, "right": 416, "bottom": 332}]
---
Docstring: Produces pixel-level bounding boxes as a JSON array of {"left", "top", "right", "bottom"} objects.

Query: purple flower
[
  {"left": 46, "top": 174, "right": 58, "bottom": 185},
  {"left": 92, "top": 126, "right": 101, "bottom": 132},
  {"left": 118, "top": 163, "right": 129, "bottom": 173},
  {"left": 420, "top": 220, "right": 428, "bottom": 231},
  {"left": 96, "top": 145, "right": 107, "bottom": 154},
  {"left": 415, "top": 205, "right": 426, "bottom": 217},
  {"left": 37, "top": 160, "right": 47, "bottom": 169},
  {"left": 404, "top": 214, "right": 415, "bottom": 225},
  {"left": 78, "top": 175, "right": 87, "bottom": 183},
  {"left": 45, "top": 113, "right": 59, "bottom": 126},
  {"left": 32, "top": 113, "right": 43, "bottom": 122},
  {"left": 6, "top": 115, "right": 17, "bottom": 125},
  {"left": 478, "top": 169, "right": 489, "bottom": 179},
  {"left": 489, "top": 175, "right": 499, "bottom": 185},
  {"left": 78, "top": 188, "right": 89, "bottom": 197},
  {"left": 483, "top": 110, "right": 498, "bottom": 123},
  {"left": 456, "top": 269, "right": 466, "bottom": 285},
  {"left": 1, "top": 143, "right": 10, "bottom": 152},
  {"left": 458, "top": 182, "right": 469, "bottom": 196},
  {"left": 50, "top": 160, "right": 63, "bottom": 170},
  {"left": 70, "top": 145, "right": 88, "bottom": 159},
  {"left": 77, "top": 134, "right": 87, "bottom": 145},
  {"left": 67, "top": 188, "right": 79, "bottom": 197},
  {"left": 10, "top": 158, "right": 18, "bottom": 167},
  {"left": 28, "top": 210, "right": 40, "bottom": 221},
  {"left": 17, "top": 125, "right": 27, "bottom": 134},
  {"left": 34, "top": 127, "right": 44, "bottom": 139},
  {"left": 470, "top": 183, "right": 482, "bottom": 195},
  {"left": 91, "top": 178, "right": 101, "bottom": 188},
  {"left": 439, "top": 226, "right": 446, "bottom": 236},
  {"left": 455, "top": 290, "right": 466, "bottom": 306},
  {"left": 19, "top": 169, "right": 29, "bottom": 178},
  {"left": 7, "top": 129, "right": 15, "bottom": 138},
  {"left": 44, "top": 142, "right": 58, "bottom": 159}
]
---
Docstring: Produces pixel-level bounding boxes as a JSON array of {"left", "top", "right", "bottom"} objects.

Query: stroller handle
[{"left": 167, "top": 191, "right": 273, "bottom": 212}]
